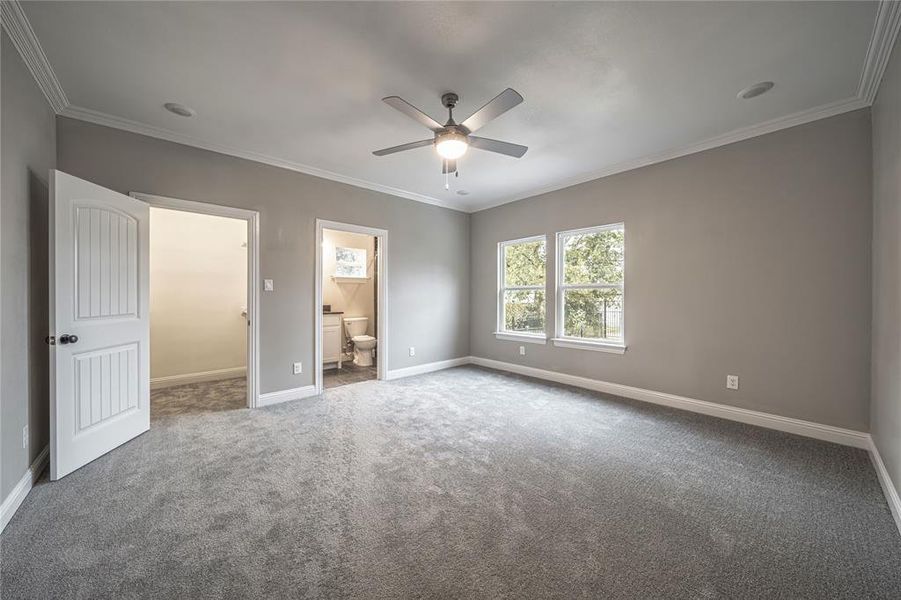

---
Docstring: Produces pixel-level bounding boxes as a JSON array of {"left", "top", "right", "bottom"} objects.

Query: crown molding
[
  {"left": 1, "top": 0, "right": 457, "bottom": 212},
  {"left": 477, "top": 95, "right": 870, "bottom": 211},
  {"left": 59, "top": 105, "right": 459, "bottom": 211},
  {"left": 5, "top": 0, "right": 899, "bottom": 214},
  {"left": 858, "top": 0, "right": 901, "bottom": 104},
  {"left": 0, "top": 0, "right": 67, "bottom": 113},
  {"left": 477, "top": 0, "right": 900, "bottom": 212}
]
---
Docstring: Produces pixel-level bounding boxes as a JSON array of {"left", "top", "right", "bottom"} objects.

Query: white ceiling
[{"left": 17, "top": 1, "right": 885, "bottom": 211}]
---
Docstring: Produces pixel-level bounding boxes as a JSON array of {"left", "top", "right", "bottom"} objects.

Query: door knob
[{"left": 58, "top": 334, "right": 79, "bottom": 345}]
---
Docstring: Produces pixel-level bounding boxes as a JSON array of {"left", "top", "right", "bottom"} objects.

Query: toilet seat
[{"left": 352, "top": 335, "right": 375, "bottom": 343}]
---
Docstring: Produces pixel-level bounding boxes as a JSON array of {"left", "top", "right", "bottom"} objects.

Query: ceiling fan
[{"left": 372, "top": 89, "right": 528, "bottom": 176}]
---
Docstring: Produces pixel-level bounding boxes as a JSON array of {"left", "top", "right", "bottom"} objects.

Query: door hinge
[{"left": 45, "top": 336, "right": 56, "bottom": 345}]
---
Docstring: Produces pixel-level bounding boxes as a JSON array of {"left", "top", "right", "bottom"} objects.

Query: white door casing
[
  {"left": 314, "top": 219, "right": 388, "bottom": 393},
  {"left": 50, "top": 170, "right": 150, "bottom": 480}
]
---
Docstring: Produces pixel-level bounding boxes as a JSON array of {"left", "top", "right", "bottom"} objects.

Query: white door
[{"left": 50, "top": 170, "right": 150, "bottom": 480}]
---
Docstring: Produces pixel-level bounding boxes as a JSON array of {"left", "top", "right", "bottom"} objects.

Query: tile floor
[{"left": 323, "top": 358, "right": 378, "bottom": 389}]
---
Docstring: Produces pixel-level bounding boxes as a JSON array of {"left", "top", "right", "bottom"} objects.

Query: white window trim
[
  {"left": 555, "top": 223, "right": 626, "bottom": 351},
  {"left": 494, "top": 331, "right": 548, "bottom": 344},
  {"left": 552, "top": 337, "right": 625, "bottom": 353},
  {"left": 496, "top": 234, "right": 547, "bottom": 341}
]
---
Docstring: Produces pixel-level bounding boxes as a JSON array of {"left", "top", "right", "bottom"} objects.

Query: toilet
[{"left": 343, "top": 317, "right": 377, "bottom": 366}]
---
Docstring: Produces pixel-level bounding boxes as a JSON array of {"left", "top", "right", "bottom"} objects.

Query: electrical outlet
[
  {"left": 293, "top": 362, "right": 302, "bottom": 375},
  {"left": 409, "top": 347, "right": 415, "bottom": 357},
  {"left": 264, "top": 279, "right": 274, "bottom": 291},
  {"left": 22, "top": 425, "right": 28, "bottom": 449},
  {"left": 519, "top": 346, "right": 526, "bottom": 356},
  {"left": 726, "top": 375, "right": 739, "bottom": 390}
]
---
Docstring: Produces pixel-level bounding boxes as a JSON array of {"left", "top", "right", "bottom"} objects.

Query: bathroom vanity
[{"left": 323, "top": 311, "right": 344, "bottom": 369}]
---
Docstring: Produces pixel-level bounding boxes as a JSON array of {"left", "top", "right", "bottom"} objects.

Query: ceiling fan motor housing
[
  {"left": 434, "top": 127, "right": 469, "bottom": 145},
  {"left": 441, "top": 92, "right": 459, "bottom": 109},
  {"left": 436, "top": 92, "right": 470, "bottom": 152}
]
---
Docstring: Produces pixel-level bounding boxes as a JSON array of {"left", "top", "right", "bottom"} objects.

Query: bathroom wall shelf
[{"left": 331, "top": 276, "right": 371, "bottom": 283}]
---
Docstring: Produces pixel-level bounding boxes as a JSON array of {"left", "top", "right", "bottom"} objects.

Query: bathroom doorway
[{"left": 315, "top": 219, "right": 387, "bottom": 392}]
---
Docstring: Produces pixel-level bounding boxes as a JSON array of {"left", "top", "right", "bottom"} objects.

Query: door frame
[
  {"left": 131, "top": 192, "right": 261, "bottom": 409},
  {"left": 315, "top": 219, "right": 388, "bottom": 393}
]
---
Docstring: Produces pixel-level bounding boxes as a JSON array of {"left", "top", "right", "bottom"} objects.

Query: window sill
[
  {"left": 494, "top": 332, "right": 547, "bottom": 345},
  {"left": 551, "top": 338, "right": 626, "bottom": 354},
  {"left": 331, "top": 276, "right": 370, "bottom": 283}
]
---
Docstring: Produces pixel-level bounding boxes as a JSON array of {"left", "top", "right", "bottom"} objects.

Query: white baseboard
[
  {"left": 1, "top": 445, "right": 49, "bottom": 534},
  {"left": 469, "top": 356, "right": 870, "bottom": 449},
  {"left": 385, "top": 356, "right": 472, "bottom": 381},
  {"left": 258, "top": 385, "right": 319, "bottom": 407},
  {"left": 869, "top": 437, "right": 901, "bottom": 535},
  {"left": 150, "top": 366, "right": 246, "bottom": 390}
]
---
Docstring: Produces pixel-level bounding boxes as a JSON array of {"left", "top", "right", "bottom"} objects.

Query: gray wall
[
  {"left": 1, "top": 31, "right": 56, "bottom": 499},
  {"left": 55, "top": 118, "right": 470, "bottom": 395},
  {"left": 871, "top": 38, "right": 901, "bottom": 500},
  {"left": 471, "top": 109, "right": 872, "bottom": 431},
  {"left": 1, "top": 25, "right": 885, "bottom": 507}
]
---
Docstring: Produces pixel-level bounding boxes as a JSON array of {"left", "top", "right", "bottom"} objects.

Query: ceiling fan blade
[
  {"left": 460, "top": 88, "right": 523, "bottom": 133},
  {"left": 382, "top": 96, "right": 443, "bottom": 131},
  {"left": 372, "top": 139, "right": 434, "bottom": 156},
  {"left": 469, "top": 136, "right": 528, "bottom": 158},
  {"left": 442, "top": 159, "right": 457, "bottom": 174}
]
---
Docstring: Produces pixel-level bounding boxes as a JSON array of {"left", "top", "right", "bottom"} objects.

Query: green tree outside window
[
  {"left": 559, "top": 226, "right": 624, "bottom": 342},
  {"left": 501, "top": 238, "right": 546, "bottom": 334}
]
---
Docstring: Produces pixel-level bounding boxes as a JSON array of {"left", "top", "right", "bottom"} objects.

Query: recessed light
[
  {"left": 164, "top": 102, "right": 196, "bottom": 117},
  {"left": 737, "top": 81, "right": 774, "bottom": 100},
  {"left": 456, "top": 190, "right": 470, "bottom": 196}
]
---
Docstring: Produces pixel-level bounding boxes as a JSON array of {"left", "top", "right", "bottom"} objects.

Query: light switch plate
[
  {"left": 726, "top": 375, "right": 739, "bottom": 390},
  {"left": 264, "top": 279, "right": 274, "bottom": 291}
]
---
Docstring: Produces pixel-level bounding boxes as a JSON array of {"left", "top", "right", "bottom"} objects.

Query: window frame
[
  {"left": 553, "top": 223, "right": 626, "bottom": 353},
  {"left": 334, "top": 246, "right": 368, "bottom": 279},
  {"left": 495, "top": 234, "right": 548, "bottom": 344}
]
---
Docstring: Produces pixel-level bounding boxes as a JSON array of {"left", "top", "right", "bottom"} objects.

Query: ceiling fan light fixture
[
  {"left": 372, "top": 89, "right": 526, "bottom": 172},
  {"left": 435, "top": 132, "right": 468, "bottom": 159}
]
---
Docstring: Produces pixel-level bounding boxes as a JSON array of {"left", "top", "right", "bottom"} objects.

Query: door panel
[
  {"left": 323, "top": 326, "right": 340, "bottom": 362},
  {"left": 51, "top": 170, "right": 150, "bottom": 480},
  {"left": 75, "top": 206, "right": 138, "bottom": 319},
  {"left": 73, "top": 344, "right": 138, "bottom": 432}
]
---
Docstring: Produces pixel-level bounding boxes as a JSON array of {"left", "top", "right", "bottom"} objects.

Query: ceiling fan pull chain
[{"left": 444, "top": 163, "right": 450, "bottom": 190}]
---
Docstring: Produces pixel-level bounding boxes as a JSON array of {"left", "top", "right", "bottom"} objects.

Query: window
[
  {"left": 497, "top": 236, "right": 547, "bottom": 342},
  {"left": 555, "top": 224, "right": 625, "bottom": 352},
  {"left": 334, "top": 247, "right": 367, "bottom": 278}
]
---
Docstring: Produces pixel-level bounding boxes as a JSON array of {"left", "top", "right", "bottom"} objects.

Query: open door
[{"left": 50, "top": 171, "right": 150, "bottom": 480}]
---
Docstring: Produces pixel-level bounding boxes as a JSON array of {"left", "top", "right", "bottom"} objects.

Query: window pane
[
  {"left": 504, "top": 289, "right": 545, "bottom": 334},
  {"left": 563, "top": 228, "right": 623, "bottom": 285},
  {"left": 504, "top": 240, "right": 546, "bottom": 286},
  {"left": 335, "top": 247, "right": 367, "bottom": 278},
  {"left": 563, "top": 288, "right": 623, "bottom": 342},
  {"left": 335, "top": 263, "right": 366, "bottom": 277}
]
